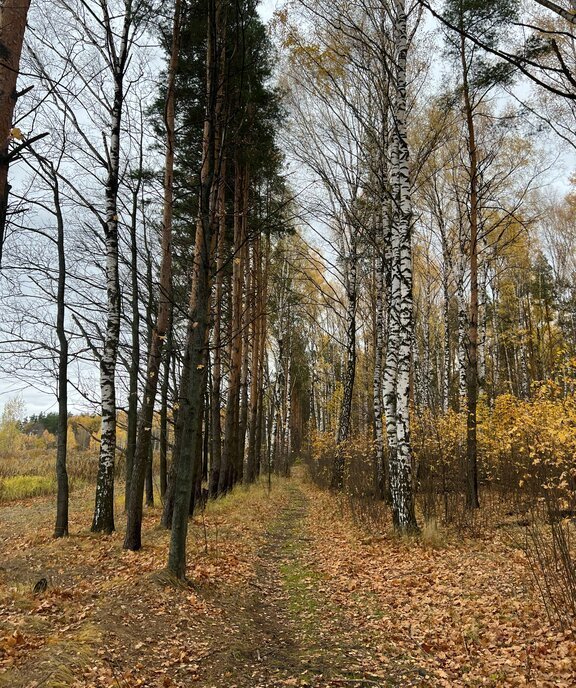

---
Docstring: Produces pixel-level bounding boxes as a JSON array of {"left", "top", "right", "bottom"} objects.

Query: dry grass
[{"left": 0, "top": 475, "right": 56, "bottom": 501}]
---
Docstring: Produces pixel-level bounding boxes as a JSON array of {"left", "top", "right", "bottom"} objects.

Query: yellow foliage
[{"left": 413, "top": 386, "right": 576, "bottom": 506}]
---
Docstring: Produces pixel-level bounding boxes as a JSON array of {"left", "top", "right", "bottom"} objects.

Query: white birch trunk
[
  {"left": 383, "top": 118, "right": 400, "bottom": 491},
  {"left": 373, "top": 252, "right": 386, "bottom": 497},
  {"left": 456, "top": 255, "right": 468, "bottom": 407},
  {"left": 442, "top": 271, "right": 451, "bottom": 414},
  {"left": 388, "top": 0, "right": 417, "bottom": 531},
  {"left": 92, "top": 10, "right": 131, "bottom": 533}
]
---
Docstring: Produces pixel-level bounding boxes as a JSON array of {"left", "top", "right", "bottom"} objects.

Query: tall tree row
[{"left": 1, "top": 0, "right": 576, "bottom": 579}]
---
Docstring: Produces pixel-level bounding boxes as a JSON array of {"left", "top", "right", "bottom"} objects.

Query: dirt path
[{"left": 197, "top": 482, "right": 399, "bottom": 687}]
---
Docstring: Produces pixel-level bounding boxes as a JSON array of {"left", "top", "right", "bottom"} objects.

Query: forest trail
[
  {"left": 1, "top": 470, "right": 575, "bottom": 688},
  {"left": 196, "top": 480, "right": 406, "bottom": 687}
]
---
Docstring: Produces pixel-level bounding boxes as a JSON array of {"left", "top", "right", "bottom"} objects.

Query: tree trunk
[
  {"left": 219, "top": 162, "right": 245, "bottom": 494},
  {"left": 125, "top": 176, "right": 141, "bottom": 510},
  {"left": 53, "top": 165, "right": 69, "bottom": 538},
  {"left": 253, "top": 234, "right": 270, "bottom": 480},
  {"left": 374, "top": 251, "right": 386, "bottom": 498},
  {"left": 388, "top": 0, "right": 417, "bottom": 532},
  {"left": 332, "top": 229, "right": 357, "bottom": 489},
  {"left": 441, "top": 238, "right": 451, "bottom": 413},
  {"left": 237, "top": 177, "right": 251, "bottom": 482},
  {"left": 246, "top": 236, "right": 261, "bottom": 483},
  {"left": 208, "top": 162, "right": 226, "bottom": 497},
  {"left": 383, "top": 133, "right": 399, "bottom": 507},
  {"left": 159, "top": 313, "right": 173, "bottom": 500},
  {"left": 92, "top": 74, "right": 126, "bottom": 534},
  {"left": 91, "top": 5, "right": 134, "bottom": 534},
  {"left": 456, "top": 254, "right": 468, "bottom": 407},
  {"left": 460, "top": 29, "right": 480, "bottom": 510},
  {"left": 123, "top": 0, "right": 180, "bottom": 549},
  {"left": 0, "top": 0, "right": 31, "bottom": 254},
  {"left": 146, "top": 436, "right": 154, "bottom": 506},
  {"left": 165, "top": 0, "right": 220, "bottom": 579}
]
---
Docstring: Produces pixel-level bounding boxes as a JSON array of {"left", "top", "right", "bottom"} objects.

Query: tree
[
  {"left": 0, "top": 0, "right": 32, "bottom": 254},
  {"left": 124, "top": 0, "right": 181, "bottom": 552},
  {"left": 164, "top": 0, "right": 223, "bottom": 579}
]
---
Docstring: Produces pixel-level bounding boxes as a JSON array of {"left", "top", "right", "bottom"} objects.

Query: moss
[{"left": 280, "top": 561, "right": 322, "bottom": 617}]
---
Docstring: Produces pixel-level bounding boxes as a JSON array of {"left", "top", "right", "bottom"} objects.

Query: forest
[{"left": 0, "top": 0, "right": 575, "bottom": 685}]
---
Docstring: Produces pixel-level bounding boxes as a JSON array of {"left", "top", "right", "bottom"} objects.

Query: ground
[{"left": 0, "top": 469, "right": 575, "bottom": 688}]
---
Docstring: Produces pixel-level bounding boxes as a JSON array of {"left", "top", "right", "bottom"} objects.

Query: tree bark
[
  {"left": 460, "top": 28, "right": 480, "bottom": 510},
  {"left": 332, "top": 229, "right": 357, "bottom": 489},
  {"left": 92, "top": 20, "right": 130, "bottom": 532},
  {"left": 388, "top": 0, "right": 418, "bottom": 532},
  {"left": 53, "top": 164, "right": 69, "bottom": 538},
  {"left": 123, "top": 0, "right": 180, "bottom": 550},
  {"left": 125, "top": 172, "right": 142, "bottom": 509},
  {"left": 246, "top": 236, "right": 262, "bottom": 483},
  {"left": 219, "top": 162, "right": 245, "bottom": 494},
  {"left": 165, "top": 0, "right": 220, "bottom": 579},
  {"left": 208, "top": 163, "right": 225, "bottom": 497},
  {"left": 0, "top": 0, "right": 31, "bottom": 254},
  {"left": 237, "top": 174, "right": 251, "bottom": 482},
  {"left": 373, "top": 251, "right": 386, "bottom": 498},
  {"left": 159, "top": 312, "right": 173, "bottom": 499}
]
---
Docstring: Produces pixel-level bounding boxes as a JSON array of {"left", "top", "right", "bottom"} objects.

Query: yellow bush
[{"left": 412, "top": 386, "right": 576, "bottom": 507}]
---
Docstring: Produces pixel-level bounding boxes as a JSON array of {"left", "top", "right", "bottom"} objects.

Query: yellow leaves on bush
[
  {"left": 312, "top": 385, "right": 576, "bottom": 503},
  {"left": 413, "top": 385, "right": 576, "bottom": 501}
]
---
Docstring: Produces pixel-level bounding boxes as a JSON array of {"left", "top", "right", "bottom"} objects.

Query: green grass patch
[
  {"left": 279, "top": 558, "right": 323, "bottom": 621},
  {"left": 0, "top": 474, "right": 56, "bottom": 502}
]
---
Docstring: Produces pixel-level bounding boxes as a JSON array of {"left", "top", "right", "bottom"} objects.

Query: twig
[{"left": 330, "top": 679, "right": 383, "bottom": 686}]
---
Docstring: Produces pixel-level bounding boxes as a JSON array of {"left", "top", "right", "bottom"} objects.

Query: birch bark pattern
[
  {"left": 387, "top": 0, "right": 417, "bottom": 532},
  {"left": 92, "top": 4, "right": 133, "bottom": 534}
]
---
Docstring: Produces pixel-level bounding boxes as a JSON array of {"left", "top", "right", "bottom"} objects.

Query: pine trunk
[
  {"left": 209, "top": 175, "right": 225, "bottom": 497},
  {"left": 219, "top": 162, "right": 245, "bottom": 494},
  {"left": 461, "top": 30, "right": 480, "bottom": 510},
  {"left": 332, "top": 231, "right": 358, "bottom": 489},
  {"left": 165, "top": 0, "right": 220, "bottom": 579},
  {"left": 123, "top": 0, "right": 180, "bottom": 549}
]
